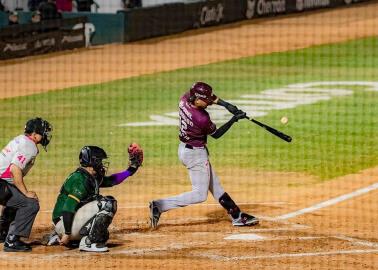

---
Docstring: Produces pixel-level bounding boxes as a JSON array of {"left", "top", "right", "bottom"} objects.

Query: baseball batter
[
  {"left": 0, "top": 117, "right": 52, "bottom": 252},
  {"left": 42, "top": 144, "right": 143, "bottom": 252},
  {"left": 149, "top": 82, "right": 259, "bottom": 228}
]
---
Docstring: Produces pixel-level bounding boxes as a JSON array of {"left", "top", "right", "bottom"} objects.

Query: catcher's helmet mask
[
  {"left": 79, "top": 146, "right": 109, "bottom": 181},
  {"left": 24, "top": 117, "right": 53, "bottom": 151},
  {"left": 189, "top": 82, "right": 217, "bottom": 105}
]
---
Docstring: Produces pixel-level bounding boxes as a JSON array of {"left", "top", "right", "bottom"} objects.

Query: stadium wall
[
  {"left": 123, "top": 0, "right": 374, "bottom": 42},
  {"left": 0, "top": 0, "right": 373, "bottom": 60}
]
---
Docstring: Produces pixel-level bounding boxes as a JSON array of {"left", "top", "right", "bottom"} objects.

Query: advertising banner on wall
[
  {"left": 123, "top": 3, "right": 192, "bottom": 42},
  {"left": 0, "top": 17, "right": 86, "bottom": 60},
  {"left": 244, "top": 0, "right": 287, "bottom": 19},
  {"left": 124, "top": 0, "right": 374, "bottom": 42}
]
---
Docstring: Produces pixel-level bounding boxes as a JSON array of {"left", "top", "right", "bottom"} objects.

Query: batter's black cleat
[
  {"left": 149, "top": 201, "right": 161, "bottom": 229},
  {"left": 232, "top": 212, "right": 259, "bottom": 226},
  {"left": 3, "top": 234, "right": 32, "bottom": 252}
]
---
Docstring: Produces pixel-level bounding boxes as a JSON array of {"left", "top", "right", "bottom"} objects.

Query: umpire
[{"left": 0, "top": 117, "right": 53, "bottom": 252}]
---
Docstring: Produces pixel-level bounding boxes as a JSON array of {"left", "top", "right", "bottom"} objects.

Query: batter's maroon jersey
[{"left": 178, "top": 92, "right": 216, "bottom": 147}]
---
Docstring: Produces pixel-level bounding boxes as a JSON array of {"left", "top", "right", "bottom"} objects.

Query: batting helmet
[
  {"left": 79, "top": 146, "right": 108, "bottom": 179},
  {"left": 189, "top": 82, "right": 217, "bottom": 105},
  {"left": 24, "top": 117, "right": 53, "bottom": 151}
]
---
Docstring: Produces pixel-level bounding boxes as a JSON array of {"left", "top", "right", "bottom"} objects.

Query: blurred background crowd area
[
  {"left": 0, "top": 0, "right": 199, "bottom": 27},
  {"left": 0, "top": 0, "right": 199, "bottom": 13}
]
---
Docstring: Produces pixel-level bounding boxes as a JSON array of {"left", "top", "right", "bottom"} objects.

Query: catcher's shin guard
[{"left": 79, "top": 196, "right": 117, "bottom": 244}]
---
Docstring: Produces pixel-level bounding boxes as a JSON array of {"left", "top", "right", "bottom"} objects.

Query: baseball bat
[{"left": 246, "top": 116, "right": 292, "bottom": 143}]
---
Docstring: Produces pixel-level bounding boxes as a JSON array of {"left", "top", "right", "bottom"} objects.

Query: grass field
[
  {"left": 1, "top": 8, "right": 378, "bottom": 268},
  {"left": 1, "top": 36, "right": 377, "bottom": 184}
]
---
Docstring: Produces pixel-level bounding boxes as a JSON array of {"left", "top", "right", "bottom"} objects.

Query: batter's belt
[{"left": 184, "top": 144, "right": 209, "bottom": 155}]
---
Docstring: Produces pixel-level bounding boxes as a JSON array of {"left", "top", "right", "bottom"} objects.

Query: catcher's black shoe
[
  {"left": 149, "top": 201, "right": 161, "bottom": 229},
  {"left": 3, "top": 234, "right": 32, "bottom": 252},
  {"left": 232, "top": 212, "right": 259, "bottom": 226}
]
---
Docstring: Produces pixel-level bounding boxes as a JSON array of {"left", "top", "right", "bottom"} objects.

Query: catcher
[{"left": 42, "top": 143, "right": 143, "bottom": 252}]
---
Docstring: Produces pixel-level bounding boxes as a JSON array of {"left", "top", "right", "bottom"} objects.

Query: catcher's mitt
[{"left": 128, "top": 143, "right": 143, "bottom": 168}]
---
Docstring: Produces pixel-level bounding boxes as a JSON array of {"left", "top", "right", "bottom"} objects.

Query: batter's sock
[{"left": 219, "top": 192, "right": 241, "bottom": 219}]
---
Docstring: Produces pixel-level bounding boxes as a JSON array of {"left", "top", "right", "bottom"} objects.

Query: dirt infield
[
  {"left": 1, "top": 3, "right": 378, "bottom": 269},
  {"left": 1, "top": 167, "right": 378, "bottom": 269}
]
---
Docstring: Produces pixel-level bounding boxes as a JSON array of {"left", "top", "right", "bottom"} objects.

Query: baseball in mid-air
[{"left": 280, "top": 116, "right": 288, "bottom": 124}]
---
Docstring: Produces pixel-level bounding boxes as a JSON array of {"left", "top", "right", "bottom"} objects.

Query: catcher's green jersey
[{"left": 52, "top": 168, "right": 113, "bottom": 221}]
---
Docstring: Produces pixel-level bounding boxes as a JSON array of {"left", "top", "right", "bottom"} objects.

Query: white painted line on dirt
[
  {"left": 197, "top": 249, "right": 378, "bottom": 261},
  {"left": 113, "top": 216, "right": 309, "bottom": 228},
  {"left": 29, "top": 242, "right": 208, "bottom": 261},
  {"left": 111, "top": 244, "right": 191, "bottom": 256},
  {"left": 40, "top": 201, "right": 287, "bottom": 213},
  {"left": 334, "top": 235, "right": 378, "bottom": 248},
  {"left": 115, "top": 226, "right": 306, "bottom": 234},
  {"left": 104, "top": 215, "right": 310, "bottom": 232},
  {"left": 110, "top": 216, "right": 210, "bottom": 225},
  {"left": 224, "top": 234, "right": 325, "bottom": 241},
  {"left": 288, "top": 224, "right": 311, "bottom": 229},
  {"left": 296, "top": 236, "right": 326, "bottom": 240},
  {"left": 2, "top": 247, "right": 377, "bottom": 262},
  {"left": 224, "top": 234, "right": 265, "bottom": 241},
  {"left": 0, "top": 245, "right": 191, "bottom": 261},
  {"left": 247, "top": 227, "right": 306, "bottom": 232},
  {"left": 275, "top": 182, "right": 378, "bottom": 220},
  {"left": 258, "top": 215, "right": 312, "bottom": 229}
]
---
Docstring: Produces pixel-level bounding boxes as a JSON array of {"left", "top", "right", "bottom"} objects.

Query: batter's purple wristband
[{"left": 111, "top": 170, "right": 132, "bottom": 185}]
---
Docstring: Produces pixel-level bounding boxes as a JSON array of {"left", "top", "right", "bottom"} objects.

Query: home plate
[{"left": 224, "top": 234, "right": 265, "bottom": 241}]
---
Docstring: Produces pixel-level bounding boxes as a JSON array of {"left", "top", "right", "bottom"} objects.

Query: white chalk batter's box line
[
  {"left": 223, "top": 234, "right": 378, "bottom": 246},
  {"left": 39, "top": 201, "right": 289, "bottom": 213},
  {"left": 118, "top": 227, "right": 309, "bottom": 240},
  {"left": 1, "top": 235, "right": 378, "bottom": 262},
  {"left": 3, "top": 249, "right": 378, "bottom": 262},
  {"left": 224, "top": 234, "right": 327, "bottom": 241},
  {"left": 108, "top": 215, "right": 308, "bottom": 228},
  {"left": 194, "top": 249, "right": 378, "bottom": 261}
]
